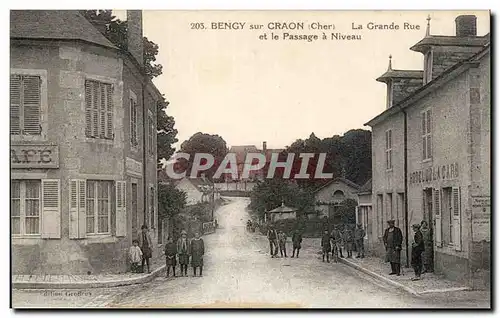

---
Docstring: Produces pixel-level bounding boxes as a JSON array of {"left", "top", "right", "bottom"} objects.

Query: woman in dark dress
[
  {"left": 139, "top": 225, "right": 153, "bottom": 273},
  {"left": 383, "top": 220, "right": 403, "bottom": 276},
  {"left": 190, "top": 232, "right": 205, "bottom": 276},
  {"left": 164, "top": 236, "right": 177, "bottom": 277}
]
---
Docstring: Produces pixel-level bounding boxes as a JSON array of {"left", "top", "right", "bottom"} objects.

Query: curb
[
  {"left": 13, "top": 265, "right": 167, "bottom": 290},
  {"left": 339, "top": 258, "right": 421, "bottom": 296}
]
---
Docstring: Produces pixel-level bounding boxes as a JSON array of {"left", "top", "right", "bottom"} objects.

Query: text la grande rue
[{"left": 352, "top": 22, "right": 421, "bottom": 30}]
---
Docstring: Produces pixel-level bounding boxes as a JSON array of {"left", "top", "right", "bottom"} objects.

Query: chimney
[
  {"left": 455, "top": 15, "right": 477, "bottom": 37},
  {"left": 262, "top": 141, "right": 267, "bottom": 152},
  {"left": 127, "top": 10, "right": 144, "bottom": 66}
]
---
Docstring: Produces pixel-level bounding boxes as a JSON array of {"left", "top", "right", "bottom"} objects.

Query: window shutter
[
  {"left": 433, "top": 188, "right": 442, "bottom": 247},
  {"left": 85, "top": 81, "right": 93, "bottom": 137},
  {"left": 78, "top": 180, "right": 87, "bottom": 238},
  {"left": 115, "top": 181, "right": 127, "bottom": 237},
  {"left": 10, "top": 75, "right": 21, "bottom": 135},
  {"left": 452, "top": 187, "right": 462, "bottom": 251},
  {"left": 99, "top": 84, "right": 106, "bottom": 138},
  {"left": 106, "top": 84, "right": 113, "bottom": 139},
  {"left": 69, "top": 180, "right": 79, "bottom": 239},
  {"left": 41, "top": 179, "right": 61, "bottom": 239},
  {"left": 23, "top": 76, "right": 41, "bottom": 135}
]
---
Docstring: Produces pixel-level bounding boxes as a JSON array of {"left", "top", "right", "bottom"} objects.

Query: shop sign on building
[
  {"left": 472, "top": 195, "right": 490, "bottom": 242},
  {"left": 11, "top": 144, "right": 59, "bottom": 169},
  {"left": 409, "top": 162, "right": 459, "bottom": 186},
  {"left": 126, "top": 157, "right": 143, "bottom": 176}
]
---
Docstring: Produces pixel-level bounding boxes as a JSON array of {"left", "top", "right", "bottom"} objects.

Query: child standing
[
  {"left": 129, "top": 239, "right": 143, "bottom": 273},
  {"left": 291, "top": 229, "right": 302, "bottom": 258},
  {"left": 278, "top": 230, "right": 288, "bottom": 258},
  {"left": 164, "top": 236, "right": 177, "bottom": 277},
  {"left": 321, "top": 229, "right": 331, "bottom": 263},
  {"left": 190, "top": 232, "right": 205, "bottom": 277}
]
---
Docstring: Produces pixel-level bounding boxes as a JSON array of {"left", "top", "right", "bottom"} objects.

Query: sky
[{"left": 115, "top": 10, "right": 489, "bottom": 150}]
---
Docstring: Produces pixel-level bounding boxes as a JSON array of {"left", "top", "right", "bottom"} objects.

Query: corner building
[
  {"left": 10, "top": 10, "right": 160, "bottom": 275},
  {"left": 366, "top": 15, "right": 490, "bottom": 288}
]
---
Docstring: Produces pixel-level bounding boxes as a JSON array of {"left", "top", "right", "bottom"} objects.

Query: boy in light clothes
[{"left": 129, "top": 239, "right": 143, "bottom": 273}]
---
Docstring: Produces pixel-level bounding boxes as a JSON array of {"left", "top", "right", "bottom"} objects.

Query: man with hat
[
  {"left": 411, "top": 223, "right": 425, "bottom": 281},
  {"left": 383, "top": 219, "right": 403, "bottom": 276},
  {"left": 267, "top": 224, "right": 279, "bottom": 257},
  {"left": 177, "top": 230, "right": 190, "bottom": 276},
  {"left": 354, "top": 223, "right": 366, "bottom": 258}
]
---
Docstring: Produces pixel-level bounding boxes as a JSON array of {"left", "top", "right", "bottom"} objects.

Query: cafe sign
[
  {"left": 11, "top": 144, "right": 59, "bottom": 169},
  {"left": 410, "top": 162, "right": 459, "bottom": 186}
]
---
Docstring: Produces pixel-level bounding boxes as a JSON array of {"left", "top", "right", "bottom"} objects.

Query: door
[{"left": 131, "top": 183, "right": 138, "bottom": 239}]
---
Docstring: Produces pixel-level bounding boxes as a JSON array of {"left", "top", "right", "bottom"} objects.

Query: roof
[
  {"left": 357, "top": 178, "right": 372, "bottom": 194},
  {"left": 229, "top": 145, "right": 259, "bottom": 163},
  {"left": 365, "top": 43, "right": 490, "bottom": 127},
  {"left": 376, "top": 69, "right": 424, "bottom": 83},
  {"left": 410, "top": 34, "right": 490, "bottom": 53},
  {"left": 10, "top": 10, "right": 116, "bottom": 49},
  {"left": 268, "top": 203, "right": 297, "bottom": 213},
  {"left": 313, "top": 177, "right": 361, "bottom": 194}
]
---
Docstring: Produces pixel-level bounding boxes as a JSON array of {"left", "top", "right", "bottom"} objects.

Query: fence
[{"left": 202, "top": 221, "right": 216, "bottom": 235}]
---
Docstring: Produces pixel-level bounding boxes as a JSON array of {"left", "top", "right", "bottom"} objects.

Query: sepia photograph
[{"left": 8, "top": 8, "right": 491, "bottom": 309}]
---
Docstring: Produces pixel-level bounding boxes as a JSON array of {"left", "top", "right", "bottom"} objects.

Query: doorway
[
  {"left": 132, "top": 183, "right": 138, "bottom": 240},
  {"left": 423, "top": 188, "right": 433, "bottom": 232}
]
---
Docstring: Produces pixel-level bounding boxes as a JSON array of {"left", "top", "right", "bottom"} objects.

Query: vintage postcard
[{"left": 10, "top": 9, "right": 491, "bottom": 309}]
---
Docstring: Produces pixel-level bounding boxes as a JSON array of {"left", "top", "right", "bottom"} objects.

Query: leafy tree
[
  {"left": 81, "top": 10, "right": 162, "bottom": 79},
  {"left": 157, "top": 98, "right": 178, "bottom": 162},
  {"left": 157, "top": 183, "right": 186, "bottom": 221},
  {"left": 178, "top": 132, "right": 229, "bottom": 180},
  {"left": 337, "top": 198, "right": 358, "bottom": 224}
]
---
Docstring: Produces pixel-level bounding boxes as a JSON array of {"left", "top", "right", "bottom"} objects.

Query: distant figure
[
  {"left": 129, "top": 239, "right": 143, "bottom": 273},
  {"left": 411, "top": 224, "right": 425, "bottom": 281},
  {"left": 420, "top": 220, "right": 434, "bottom": 273},
  {"left": 332, "top": 225, "right": 344, "bottom": 258},
  {"left": 214, "top": 218, "right": 218, "bottom": 229},
  {"left": 321, "top": 229, "right": 331, "bottom": 263},
  {"left": 383, "top": 220, "right": 403, "bottom": 276},
  {"left": 344, "top": 225, "right": 354, "bottom": 258},
  {"left": 330, "top": 229, "right": 338, "bottom": 263},
  {"left": 139, "top": 225, "right": 153, "bottom": 273},
  {"left": 278, "top": 230, "right": 288, "bottom": 258},
  {"left": 164, "top": 236, "right": 177, "bottom": 277},
  {"left": 354, "top": 223, "right": 366, "bottom": 258},
  {"left": 267, "top": 225, "right": 279, "bottom": 258},
  {"left": 291, "top": 229, "right": 303, "bottom": 258},
  {"left": 177, "top": 230, "right": 190, "bottom": 276},
  {"left": 190, "top": 232, "right": 205, "bottom": 277}
]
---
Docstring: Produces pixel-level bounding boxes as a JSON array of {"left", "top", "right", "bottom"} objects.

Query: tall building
[
  {"left": 10, "top": 10, "right": 160, "bottom": 275},
  {"left": 365, "top": 15, "right": 490, "bottom": 288}
]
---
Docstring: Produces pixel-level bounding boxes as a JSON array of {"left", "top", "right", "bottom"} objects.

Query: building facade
[
  {"left": 366, "top": 15, "right": 490, "bottom": 288},
  {"left": 314, "top": 178, "right": 360, "bottom": 219},
  {"left": 10, "top": 10, "right": 160, "bottom": 275}
]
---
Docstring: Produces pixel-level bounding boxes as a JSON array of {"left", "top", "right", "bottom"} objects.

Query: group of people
[
  {"left": 128, "top": 228, "right": 206, "bottom": 277},
  {"left": 267, "top": 225, "right": 303, "bottom": 258},
  {"left": 383, "top": 219, "right": 433, "bottom": 281},
  {"left": 321, "top": 223, "right": 366, "bottom": 263}
]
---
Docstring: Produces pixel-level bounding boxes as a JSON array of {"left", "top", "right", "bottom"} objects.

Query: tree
[
  {"left": 157, "top": 98, "right": 178, "bottom": 162},
  {"left": 179, "top": 132, "right": 229, "bottom": 180},
  {"left": 81, "top": 10, "right": 162, "bottom": 79},
  {"left": 157, "top": 183, "right": 186, "bottom": 221},
  {"left": 337, "top": 198, "right": 358, "bottom": 225}
]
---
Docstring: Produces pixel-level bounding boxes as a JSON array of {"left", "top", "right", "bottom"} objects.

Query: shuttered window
[
  {"left": 385, "top": 129, "right": 392, "bottom": 170},
  {"left": 85, "top": 80, "right": 113, "bottom": 139},
  {"left": 11, "top": 180, "right": 41, "bottom": 235},
  {"left": 10, "top": 75, "right": 41, "bottom": 135},
  {"left": 86, "top": 180, "right": 112, "bottom": 234},
  {"left": 150, "top": 186, "right": 155, "bottom": 229},
  {"left": 422, "top": 109, "right": 432, "bottom": 160},
  {"left": 148, "top": 115, "right": 155, "bottom": 155},
  {"left": 130, "top": 96, "right": 138, "bottom": 146}
]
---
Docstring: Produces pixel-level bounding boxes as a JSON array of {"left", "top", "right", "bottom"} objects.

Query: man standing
[
  {"left": 344, "top": 225, "right": 354, "bottom": 258},
  {"left": 333, "top": 225, "right": 344, "bottom": 258},
  {"left": 321, "top": 229, "right": 331, "bottom": 263},
  {"left": 267, "top": 224, "right": 279, "bottom": 258},
  {"left": 354, "top": 223, "right": 366, "bottom": 258},
  {"left": 383, "top": 220, "right": 403, "bottom": 276},
  {"left": 411, "top": 224, "right": 425, "bottom": 281},
  {"left": 291, "top": 229, "right": 302, "bottom": 258},
  {"left": 177, "top": 230, "right": 190, "bottom": 276}
]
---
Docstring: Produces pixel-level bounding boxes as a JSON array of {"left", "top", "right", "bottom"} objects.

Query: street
[{"left": 12, "top": 197, "right": 490, "bottom": 308}]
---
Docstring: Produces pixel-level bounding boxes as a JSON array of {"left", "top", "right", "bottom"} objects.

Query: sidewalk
[
  {"left": 339, "top": 255, "right": 471, "bottom": 296},
  {"left": 13, "top": 256, "right": 166, "bottom": 290}
]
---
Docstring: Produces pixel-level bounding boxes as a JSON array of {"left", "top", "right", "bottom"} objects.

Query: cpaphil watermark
[{"left": 166, "top": 152, "right": 333, "bottom": 180}]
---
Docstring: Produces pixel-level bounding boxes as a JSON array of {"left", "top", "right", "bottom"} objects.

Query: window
[
  {"left": 86, "top": 180, "right": 112, "bottom": 234},
  {"left": 424, "top": 51, "right": 433, "bottom": 84},
  {"left": 442, "top": 187, "right": 453, "bottom": 245},
  {"left": 385, "top": 129, "right": 392, "bottom": 170},
  {"left": 130, "top": 95, "right": 138, "bottom": 146},
  {"left": 422, "top": 109, "right": 432, "bottom": 160},
  {"left": 148, "top": 114, "right": 155, "bottom": 155},
  {"left": 377, "top": 194, "right": 384, "bottom": 236},
  {"left": 85, "top": 80, "right": 113, "bottom": 139},
  {"left": 150, "top": 186, "right": 155, "bottom": 229},
  {"left": 11, "top": 180, "right": 41, "bottom": 235},
  {"left": 386, "top": 192, "right": 393, "bottom": 221},
  {"left": 10, "top": 75, "right": 41, "bottom": 135}
]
